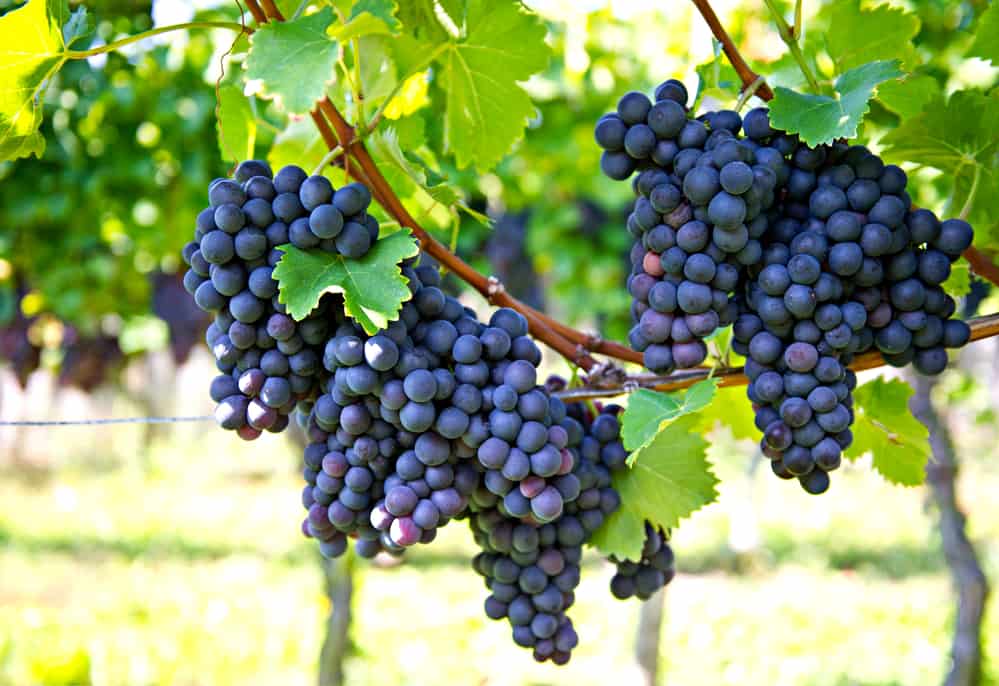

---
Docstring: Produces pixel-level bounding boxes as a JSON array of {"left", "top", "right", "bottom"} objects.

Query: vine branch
[{"left": 554, "top": 312, "right": 999, "bottom": 401}]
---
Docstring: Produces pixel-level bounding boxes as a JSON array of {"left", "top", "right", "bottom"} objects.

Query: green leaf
[
  {"left": 880, "top": 90, "right": 999, "bottom": 178},
  {"left": 845, "top": 377, "right": 930, "bottom": 486},
  {"left": 0, "top": 0, "right": 73, "bottom": 160},
  {"left": 819, "top": 0, "right": 920, "bottom": 71},
  {"left": 942, "top": 259, "right": 972, "bottom": 298},
  {"left": 437, "top": 0, "right": 551, "bottom": 169},
  {"left": 217, "top": 85, "right": 256, "bottom": 163},
  {"left": 621, "top": 379, "right": 718, "bottom": 460},
  {"left": 589, "top": 415, "right": 718, "bottom": 561},
  {"left": 877, "top": 72, "right": 940, "bottom": 119},
  {"left": 768, "top": 60, "right": 904, "bottom": 146},
  {"left": 267, "top": 116, "right": 329, "bottom": 173},
  {"left": 246, "top": 8, "right": 338, "bottom": 115},
  {"left": 273, "top": 230, "right": 420, "bottom": 332},
  {"left": 329, "top": 0, "right": 401, "bottom": 41},
  {"left": 692, "top": 385, "right": 758, "bottom": 442},
  {"left": 970, "top": 2, "right": 999, "bottom": 65}
]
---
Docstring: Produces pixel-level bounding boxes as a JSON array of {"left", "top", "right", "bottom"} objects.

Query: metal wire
[{"left": 0, "top": 416, "right": 214, "bottom": 427}]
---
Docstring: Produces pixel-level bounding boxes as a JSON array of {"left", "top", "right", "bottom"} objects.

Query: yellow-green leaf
[
  {"left": 846, "top": 377, "right": 930, "bottom": 486},
  {"left": 217, "top": 85, "right": 256, "bottom": 163},
  {"left": 589, "top": 415, "right": 718, "bottom": 561},
  {"left": 0, "top": 0, "right": 73, "bottom": 160}
]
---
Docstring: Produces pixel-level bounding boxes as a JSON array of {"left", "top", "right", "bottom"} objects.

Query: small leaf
[
  {"left": 438, "top": 0, "right": 551, "bottom": 169},
  {"left": 329, "top": 0, "right": 401, "bottom": 41},
  {"left": 877, "top": 72, "right": 941, "bottom": 119},
  {"left": 217, "top": 85, "right": 256, "bottom": 163},
  {"left": 621, "top": 379, "right": 719, "bottom": 460},
  {"left": 845, "top": 377, "right": 930, "bottom": 486},
  {"left": 0, "top": 0, "right": 72, "bottom": 160},
  {"left": 942, "top": 259, "right": 971, "bottom": 298},
  {"left": 246, "top": 8, "right": 338, "bottom": 115},
  {"left": 819, "top": 0, "right": 920, "bottom": 71},
  {"left": 969, "top": 2, "right": 999, "bottom": 65},
  {"left": 768, "top": 60, "right": 904, "bottom": 146},
  {"left": 589, "top": 415, "right": 718, "bottom": 561},
  {"left": 273, "top": 231, "right": 420, "bottom": 332}
]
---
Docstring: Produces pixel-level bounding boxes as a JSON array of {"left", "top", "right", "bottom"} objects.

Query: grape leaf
[
  {"left": 217, "top": 85, "right": 256, "bottom": 163},
  {"left": 693, "top": 385, "right": 758, "bottom": 442},
  {"left": 877, "top": 72, "right": 940, "bottom": 119},
  {"left": 819, "top": 0, "right": 920, "bottom": 71},
  {"left": 880, "top": 90, "right": 999, "bottom": 177},
  {"left": 845, "top": 377, "right": 929, "bottom": 486},
  {"left": 880, "top": 90, "right": 999, "bottom": 247},
  {"left": 329, "top": 0, "right": 401, "bottom": 41},
  {"left": 969, "top": 2, "right": 999, "bottom": 65},
  {"left": 620, "top": 379, "right": 719, "bottom": 461},
  {"left": 589, "top": 415, "right": 718, "bottom": 561},
  {"left": 942, "top": 259, "right": 971, "bottom": 298},
  {"left": 0, "top": 0, "right": 74, "bottom": 160},
  {"left": 267, "top": 117, "right": 329, "bottom": 174},
  {"left": 437, "top": 0, "right": 550, "bottom": 169},
  {"left": 768, "top": 60, "right": 904, "bottom": 146},
  {"left": 273, "top": 230, "right": 419, "bottom": 332},
  {"left": 246, "top": 8, "right": 338, "bottom": 115}
]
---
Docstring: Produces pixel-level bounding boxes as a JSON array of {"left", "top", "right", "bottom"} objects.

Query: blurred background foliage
[{"left": 0, "top": 0, "right": 998, "bottom": 685}]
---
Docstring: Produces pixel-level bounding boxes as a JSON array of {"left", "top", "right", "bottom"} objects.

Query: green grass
[{"left": 0, "top": 409, "right": 997, "bottom": 685}]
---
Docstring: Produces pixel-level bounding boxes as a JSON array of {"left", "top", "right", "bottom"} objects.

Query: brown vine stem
[
  {"left": 690, "top": 0, "right": 999, "bottom": 290},
  {"left": 688, "top": 0, "right": 774, "bottom": 101},
  {"left": 554, "top": 312, "right": 999, "bottom": 401}
]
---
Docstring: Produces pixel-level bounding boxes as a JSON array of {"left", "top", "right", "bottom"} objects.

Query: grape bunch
[
  {"left": 597, "top": 81, "right": 787, "bottom": 374},
  {"left": 595, "top": 82, "right": 975, "bottom": 494},
  {"left": 609, "top": 524, "right": 675, "bottom": 601}
]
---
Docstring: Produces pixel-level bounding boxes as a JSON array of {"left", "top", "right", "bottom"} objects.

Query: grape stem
[
  {"left": 690, "top": 0, "right": 999, "bottom": 290},
  {"left": 761, "top": 0, "right": 821, "bottom": 92},
  {"left": 687, "top": 0, "right": 774, "bottom": 101}
]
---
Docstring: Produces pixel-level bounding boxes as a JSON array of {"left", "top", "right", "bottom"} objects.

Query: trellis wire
[{"left": 0, "top": 416, "right": 213, "bottom": 427}]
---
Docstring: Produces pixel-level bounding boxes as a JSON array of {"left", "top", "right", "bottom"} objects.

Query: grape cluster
[
  {"left": 184, "top": 161, "right": 367, "bottom": 439},
  {"left": 733, "top": 126, "right": 973, "bottom": 493},
  {"left": 596, "top": 82, "right": 975, "bottom": 493},
  {"left": 609, "top": 524, "right": 675, "bottom": 601},
  {"left": 597, "top": 81, "right": 787, "bottom": 373},
  {"left": 470, "top": 399, "right": 644, "bottom": 663}
]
